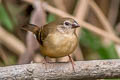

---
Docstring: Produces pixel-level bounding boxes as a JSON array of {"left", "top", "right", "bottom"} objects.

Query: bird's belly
[{"left": 40, "top": 33, "right": 77, "bottom": 58}]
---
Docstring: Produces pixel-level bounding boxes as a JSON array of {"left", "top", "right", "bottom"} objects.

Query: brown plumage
[{"left": 21, "top": 18, "right": 80, "bottom": 71}]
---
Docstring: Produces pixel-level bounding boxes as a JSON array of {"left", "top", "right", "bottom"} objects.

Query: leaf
[
  {"left": 7, "top": 55, "right": 17, "bottom": 65},
  {"left": 80, "top": 28, "right": 119, "bottom": 59},
  {"left": 47, "top": 13, "right": 56, "bottom": 23},
  {"left": 106, "top": 43, "right": 119, "bottom": 59},
  {"left": 0, "top": 4, "right": 13, "bottom": 31}
]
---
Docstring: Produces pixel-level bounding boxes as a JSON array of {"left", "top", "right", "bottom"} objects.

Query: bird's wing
[
  {"left": 34, "top": 21, "right": 56, "bottom": 46},
  {"left": 35, "top": 26, "right": 44, "bottom": 46},
  {"left": 21, "top": 23, "right": 55, "bottom": 46},
  {"left": 35, "top": 24, "right": 52, "bottom": 46}
]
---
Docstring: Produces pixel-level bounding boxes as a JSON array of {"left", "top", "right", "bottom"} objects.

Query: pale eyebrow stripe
[{"left": 64, "top": 20, "right": 72, "bottom": 24}]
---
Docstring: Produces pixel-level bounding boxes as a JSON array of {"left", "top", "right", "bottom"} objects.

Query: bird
[{"left": 22, "top": 17, "right": 80, "bottom": 71}]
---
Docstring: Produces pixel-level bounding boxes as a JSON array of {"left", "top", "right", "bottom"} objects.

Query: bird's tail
[{"left": 21, "top": 24, "right": 40, "bottom": 34}]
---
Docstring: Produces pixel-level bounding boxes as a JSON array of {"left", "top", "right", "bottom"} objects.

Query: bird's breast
[{"left": 40, "top": 33, "right": 77, "bottom": 58}]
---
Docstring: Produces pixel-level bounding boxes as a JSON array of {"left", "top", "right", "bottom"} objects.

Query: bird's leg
[
  {"left": 44, "top": 56, "right": 48, "bottom": 63},
  {"left": 68, "top": 55, "right": 75, "bottom": 71},
  {"left": 41, "top": 56, "right": 48, "bottom": 69}
]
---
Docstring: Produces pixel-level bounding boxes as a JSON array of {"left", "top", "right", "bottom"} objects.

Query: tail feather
[{"left": 21, "top": 24, "right": 40, "bottom": 34}]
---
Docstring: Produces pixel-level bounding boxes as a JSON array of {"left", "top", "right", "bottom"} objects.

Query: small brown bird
[{"left": 22, "top": 18, "right": 80, "bottom": 71}]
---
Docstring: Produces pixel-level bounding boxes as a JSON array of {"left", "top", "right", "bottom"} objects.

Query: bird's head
[{"left": 55, "top": 18, "right": 80, "bottom": 34}]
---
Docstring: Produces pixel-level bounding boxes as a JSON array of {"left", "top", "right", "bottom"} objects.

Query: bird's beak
[{"left": 72, "top": 23, "right": 80, "bottom": 28}]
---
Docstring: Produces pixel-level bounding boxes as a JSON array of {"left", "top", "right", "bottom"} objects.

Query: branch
[
  {"left": 72, "top": 0, "right": 90, "bottom": 60},
  {"left": 108, "top": 0, "right": 120, "bottom": 26},
  {"left": 0, "top": 27, "right": 26, "bottom": 55},
  {"left": 74, "top": 0, "right": 89, "bottom": 21},
  {"left": 53, "top": 0, "right": 67, "bottom": 12},
  {"left": 18, "top": 0, "right": 46, "bottom": 64},
  {"left": 1, "top": 60, "right": 120, "bottom": 79},
  {"left": 89, "top": 0, "right": 115, "bottom": 34}
]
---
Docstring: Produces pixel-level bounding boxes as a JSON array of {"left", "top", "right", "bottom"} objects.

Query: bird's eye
[{"left": 64, "top": 22, "right": 69, "bottom": 26}]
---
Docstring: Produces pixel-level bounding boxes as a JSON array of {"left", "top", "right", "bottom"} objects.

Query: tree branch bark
[{"left": 1, "top": 59, "right": 120, "bottom": 80}]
